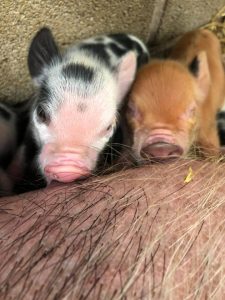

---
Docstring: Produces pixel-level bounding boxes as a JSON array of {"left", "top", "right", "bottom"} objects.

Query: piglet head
[
  {"left": 28, "top": 28, "right": 137, "bottom": 183},
  {"left": 127, "top": 55, "right": 210, "bottom": 162}
]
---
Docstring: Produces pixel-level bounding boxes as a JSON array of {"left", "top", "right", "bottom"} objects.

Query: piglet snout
[
  {"left": 44, "top": 155, "right": 90, "bottom": 183},
  {"left": 141, "top": 142, "right": 183, "bottom": 161}
]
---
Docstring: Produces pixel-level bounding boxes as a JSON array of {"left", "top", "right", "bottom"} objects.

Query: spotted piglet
[{"left": 22, "top": 28, "right": 149, "bottom": 189}]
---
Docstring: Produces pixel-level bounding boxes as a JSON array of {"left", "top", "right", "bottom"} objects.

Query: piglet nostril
[
  {"left": 141, "top": 142, "right": 183, "bottom": 160},
  {"left": 169, "top": 148, "right": 183, "bottom": 157}
]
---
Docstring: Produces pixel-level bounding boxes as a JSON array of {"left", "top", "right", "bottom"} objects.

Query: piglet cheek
[
  {"left": 39, "top": 144, "right": 54, "bottom": 168},
  {"left": 132, "top": 129, "right": 149, "bottom": 158},
  {"left": 173, "top": 131, "right": 192, "bottom": 155},
  {"left": 177, "top": 117, "right": 197, "bottom": 154}
]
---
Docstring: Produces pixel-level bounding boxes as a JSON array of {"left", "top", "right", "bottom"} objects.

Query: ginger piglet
[{"left": 126, "top": 29, "right": 225, "bottom": 162}]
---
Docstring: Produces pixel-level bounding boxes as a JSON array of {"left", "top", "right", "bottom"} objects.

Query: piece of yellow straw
[{"left": 184, "top": 167, "right": 194, "bottom": 183}]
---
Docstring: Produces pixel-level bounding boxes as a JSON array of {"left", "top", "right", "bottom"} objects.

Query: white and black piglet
[{"left": 22, "top": 27, "right": 149, "bottom": 189}]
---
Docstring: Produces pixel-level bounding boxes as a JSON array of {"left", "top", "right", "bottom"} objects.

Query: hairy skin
[{"left": 0, "top": 160, "right": 225, "bottom": 299}]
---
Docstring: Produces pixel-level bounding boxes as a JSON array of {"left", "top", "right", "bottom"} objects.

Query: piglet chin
[{"left": 44, "top": 164, "right": 90, "bottom": 183}]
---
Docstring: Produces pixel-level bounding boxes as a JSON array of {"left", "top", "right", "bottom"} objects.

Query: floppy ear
[
  {"left": 115, "top": 51, "right": 137, "bottom": 105},
  {"left": 188, "top": 51, "right": 211, "bottom": 102},
  {"left": 28, "top": 27, "right": 61, "bottom": 81}
]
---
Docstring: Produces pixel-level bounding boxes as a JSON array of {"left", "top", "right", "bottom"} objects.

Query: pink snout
[
  {"left": 141, "top": 142, "right": 183, "bottom": 161},
  {"left": 44, "top": 156, "right": 91, "bottom": 183}
]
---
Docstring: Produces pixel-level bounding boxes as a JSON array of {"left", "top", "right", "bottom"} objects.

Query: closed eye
[
  {"left": 99, "top": 122, "right": 116, "bottom": 137},
  {"left": 179, "top": 104, "right": 196, "bottom": 121},
  {"left": 106, "top": 124, "right": 113, "bottom": 131}
]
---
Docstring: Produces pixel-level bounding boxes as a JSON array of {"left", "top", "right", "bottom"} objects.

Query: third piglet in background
[
  {"left": 126, "top": 29, "right": 225, "bottom": 162},
  {"left": 0, "top": 101, "right": 29, "bottom": 195}
]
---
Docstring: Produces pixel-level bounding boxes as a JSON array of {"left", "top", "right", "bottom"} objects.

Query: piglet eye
[
  {"left": 127, "top": 100, "right": 141, "bottom": 120},
  {"left": 100, "top": 123, "right": 114, "bottom": 137},
  {"left": 187, "top": 106, "right": 196, "bottom": 118},
  {"left": 106, "top": 124, "right": 113, "bottom": 131},
  {"left": 127, "top": 102, "right": 135, "bottom": 116},
  {"left": 35, "top": 105, "right": 50, "bottom": 124}
]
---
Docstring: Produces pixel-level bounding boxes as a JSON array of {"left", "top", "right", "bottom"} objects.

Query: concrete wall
[{"left": 0, "top": 0, "right": 224, "bottom": 102}]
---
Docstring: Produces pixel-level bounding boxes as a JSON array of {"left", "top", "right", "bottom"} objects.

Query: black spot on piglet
[
  {"left": 62, "top": 63, "right": 94, "bottom": 82},
  {"left": 108, "top": 43, "right": 127, "bottom": 57},
  {"left": 80, "top": 43, "right": 110, "bottom": 65}
]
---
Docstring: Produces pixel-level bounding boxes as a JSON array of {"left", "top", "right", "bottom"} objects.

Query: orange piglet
[{"left": 127, "top": 29, "right": 225, "bottom": 162}]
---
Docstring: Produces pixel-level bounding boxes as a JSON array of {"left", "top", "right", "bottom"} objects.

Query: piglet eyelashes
[{"left": 35, "top": 104, "right": 51, "bottom": 125}]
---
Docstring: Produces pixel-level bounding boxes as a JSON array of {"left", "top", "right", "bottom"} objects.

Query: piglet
[
  {"left": 126, "top": 29, "right": 225, "bottom": 162},
  {"left": 0, "top": 101, "right": 28, "bottom": 195},
  {"left": 22, "top": 28, "right": 149, "bottom": 188}
]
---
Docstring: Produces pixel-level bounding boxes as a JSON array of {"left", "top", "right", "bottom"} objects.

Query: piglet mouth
[
  {"left": 44, "top": 162, "right": 91, "bottom": 183},
  {"left": 141, "top": 142, "right": 184, "bottom": 162}
]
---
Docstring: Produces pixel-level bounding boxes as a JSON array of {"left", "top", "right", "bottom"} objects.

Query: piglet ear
[
  {"left": 28, "top": 27, "right": 61, "bottom": 81},
  {"left": 116, "top": 51, "right": 137, "bottom": 105},
  {"left": 189, "top": 51, "right": 211, "bottom": 102}
]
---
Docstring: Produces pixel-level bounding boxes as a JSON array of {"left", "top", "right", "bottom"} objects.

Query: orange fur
[{"left": 127, "top": 29, "right": 225, "bottom": 160}]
